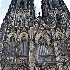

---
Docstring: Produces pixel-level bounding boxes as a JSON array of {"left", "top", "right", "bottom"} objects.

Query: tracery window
[
  {"left": 38, "top": 41, "right": 48, "bottom": 56},
  {"left": 19, "top": 36, "right": 28, "bottom": 57},
  {"left": 36, "top": 36, "right": 48, "bottom": 63}
]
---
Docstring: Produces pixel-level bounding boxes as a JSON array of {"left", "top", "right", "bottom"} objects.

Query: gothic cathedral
[{"left": 0, "top": 0, "right": 70, "bottom": 70}]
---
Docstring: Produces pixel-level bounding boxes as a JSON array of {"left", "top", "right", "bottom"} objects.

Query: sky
[{"left": 0, "top": 0, "right": 70, "bottom": 27}]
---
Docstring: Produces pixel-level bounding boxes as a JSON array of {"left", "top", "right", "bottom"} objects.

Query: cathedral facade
[{"left": 0, "top": 0, "right": 70, "bottom": 70}]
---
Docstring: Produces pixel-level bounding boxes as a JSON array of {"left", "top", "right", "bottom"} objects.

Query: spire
[
  {"left": 41, "top": 0, "right": 68, "bottom": 18},
  {"left": 15, "top": 0, "right": 27, "bottom": 8},
  {"left": 15, "top": 0, "right": 35, "bottom": 17},
  {"left": 11, "top": 0, "right": 34, "bottom": 9},
  {"left": 41, "top": 0, "right": 65, "bottom": 8},
  {"left": 27, "top": 0, "right": 34, "bottom": 9},
  {"left": 0, "top": 0, "right": 35, "bottom": 29}
]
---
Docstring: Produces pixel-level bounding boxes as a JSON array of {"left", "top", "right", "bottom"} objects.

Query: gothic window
[
  {"left": 10, "top": 36, "right": 16, "bottom": 56},
  {"left": 20, "top": 0, "right": 24, "bottom": 5},
  {"left": 56, "top": 14, "right": 62, "bottom": 26},
  {"left": 20, "top": 0, "right": 24, "bottom": 8},
  {"left": 22, "top": 18, "right": 25, "bottom": 26},
  {"left": 30, "top": 11, "right": 32, "bottom": 15},
  {"left": 18, "top": 20, "right": 21, "bottom": 26},
  {"left": 47, "top": 0, "right": 50, "bottom": 8},
  {"left": 59, "top": 0, "right": 64, "bottom": 6},
  {"left": 51, "top": 1, "right": 56, "bottom": 8},
  {"left": 50, "top": 0, "right": 59, "bottom": 8},
  {"left": 36, "top": 36, "right": 48, "bottom": 63},
  {"left": 56, "top": 14, "right": 61, "bottom": 21},
  {"left": 38, "top": 42, "right": 48, "bottom": 56},
  {"left": 19, "top": 36, "right": 28, "bottom": 57}
]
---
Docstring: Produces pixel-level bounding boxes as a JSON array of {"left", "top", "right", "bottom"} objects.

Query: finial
[{"left": 38, "top": 12, "right": 40, "bottom": 16}]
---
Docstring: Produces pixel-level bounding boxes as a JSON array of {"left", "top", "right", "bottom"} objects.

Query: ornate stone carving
[{"left": 0, "top": 0, "right": 70, "bottom": 70}]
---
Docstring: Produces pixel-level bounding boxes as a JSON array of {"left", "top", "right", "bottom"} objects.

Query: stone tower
[{"left": 0, "top": 0, "right": 70, "bottom": 70}]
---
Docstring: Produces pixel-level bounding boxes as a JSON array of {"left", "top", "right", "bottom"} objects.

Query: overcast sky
[{"left": 0, "top": 0, "right": 70, "bottom": 27}]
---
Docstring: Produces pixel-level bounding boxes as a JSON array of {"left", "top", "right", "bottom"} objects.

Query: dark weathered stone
[{"left": 0, "top": 0, "right": 70, "bottom": 70}]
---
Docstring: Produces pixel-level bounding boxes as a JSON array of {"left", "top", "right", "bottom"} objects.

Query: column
[{"left": 29, "top": 27, "right": 35, "bottom": 70}]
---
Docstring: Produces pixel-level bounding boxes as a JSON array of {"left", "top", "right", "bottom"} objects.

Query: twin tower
[
  {"left": 11, "top": 0, "right": 66, "bottom": 18},
  {"left": 0, "top": 0, "right": 70, "bottom": 70}
]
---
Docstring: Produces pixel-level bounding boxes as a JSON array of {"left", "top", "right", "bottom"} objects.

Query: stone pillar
[
  {"left": 29, "top": 40, "right": 35, "bottom": 70},
  {"left": 29, "top": 27, "right": 35, "bottom": 70}
]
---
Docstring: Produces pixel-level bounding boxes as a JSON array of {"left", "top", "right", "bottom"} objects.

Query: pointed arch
[
  {"left": 35, "top": 30, "right": 50, "bottom": 44},
  {"left": 8, "top": 32, "right": 17, "bottom": 42},
  {"left": 19, "top": 32, "right": 28, "bottom": 41},
  {"left": 19, "top": 32, "right": 28, "bottom": 57},
  {"left": 35, "top": 30, "right": 51, "bottom": 64}
]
